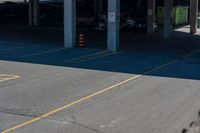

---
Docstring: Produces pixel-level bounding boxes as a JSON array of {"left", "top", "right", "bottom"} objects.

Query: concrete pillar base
[{"left": 190, "top": 0, "right": 198, "bottom": 34}]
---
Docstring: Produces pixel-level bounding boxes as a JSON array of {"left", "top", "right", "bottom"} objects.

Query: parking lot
[{"left": 0, "top": 25, "right": 200, "bottom": 133}]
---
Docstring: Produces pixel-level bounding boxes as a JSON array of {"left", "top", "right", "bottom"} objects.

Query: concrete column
[
  {"left": 94, "top": 0, "right": 98, "bottom": 18},
  {"left": 95, "top": 0, "right": 104, "bottom": 19},
  {"left": 98, "top": 0, "right": 104, "bottom": 17},
  {"left": 164, "top": 0, "right": 173, "bottom": 38},
  {"left": 28, "top": 0, "right": 33, "bottom": 26},
  {"left": 33, "top": 0, "right": 39, "bottom": 26},
  {"left": 147, "top": 0, "right": 155, "bottom": 34},
  {"left": 190, "top": 0, "right": 198, "bottom": 34},
  {"left": 137, "top": 0, "right": 142, "bottom": 15},
  {"left": 107, "top": 0, "right": 120, "bottom": 52},
  {"left": 29, "top": 0, "right": 39, "bottom": 26},
  {"left": 64, "top": 0, "right": 76, "bottom": 48}
]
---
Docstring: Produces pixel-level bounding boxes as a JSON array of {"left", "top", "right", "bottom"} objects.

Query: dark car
[
  {"left": 77, "top": 13, "right": 95, "bottom": 27},
  {"left": 94, "top": 14, "right": 135, "bottom": 31},
  {"left": 40, "top": 3, "right": 63, "bottom": 25}
]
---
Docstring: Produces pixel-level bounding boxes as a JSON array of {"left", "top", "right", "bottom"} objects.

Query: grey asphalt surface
[{"left": 0, "top": 26, "right": 200, "bottom": 133}]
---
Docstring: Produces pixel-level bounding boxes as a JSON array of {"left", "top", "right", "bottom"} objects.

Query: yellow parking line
[
  {"left": 1, "top": 74, "right": 141, "bottom": 133},
  {"left": 182, "top": 49, "right": 200, "bottom": 59},
  {"left": 0, "top": 46, "right": 24, "bottom": 52},
  {"left": 0, "top": 74, "right": 20, "bottom": 83},
  {"left": 22, "top": 48, "right": 67, "bottom": 58},
  {"left": 76, "top": 51, "right": 122, "bottom": 63},
  {"left": 2, "top": 49, "right": 200, "bottom": 133},
  {"left": 65, "top": 50, "right": 108, "bottom": 62}
]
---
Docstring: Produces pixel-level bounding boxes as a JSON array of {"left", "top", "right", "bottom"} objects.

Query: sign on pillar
[{"left": 107, "top": 0, "right": 120, "bottom": 52}]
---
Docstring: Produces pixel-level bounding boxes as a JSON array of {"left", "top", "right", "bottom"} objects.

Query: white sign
[{"left": 108, "top": 12, "right": 116, "bottom": 22}]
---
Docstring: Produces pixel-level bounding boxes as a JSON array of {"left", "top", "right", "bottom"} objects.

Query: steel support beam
[
  {"left": 107, "top": 0, "right": 120, "bottom": 52},
  {"left": 164, "top": 0, "right": 173, "bottom": 38},
  {"left": 190, "top": 0, "right": 199, "bottom": 34},
  {"left": 147, "top": 0, "right": 155, "bottom": 34},
  {"left": 64, "top": 0, "right": 76, "bottom": 48}
]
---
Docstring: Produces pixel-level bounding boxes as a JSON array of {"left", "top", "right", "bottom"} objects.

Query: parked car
[
  {"left": 121, "top": 17, "right": 135, "bottom": 30},
  {"left": 134, "top": 18, "right": 158, "bottom": 32},
  {"left": 94, "top": 15, "right": 107, "bottom": 30},
  {"left": 0, "top": 2, "right": 28, "bottom": 24},
  {"left": 40, "top": 2, "right": 63, "bottom": 25},
  {"left": 94, "top": 14, "right": 136, "bottom": 31}
]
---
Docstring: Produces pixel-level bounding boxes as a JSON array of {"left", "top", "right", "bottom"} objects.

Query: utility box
[{"left": 157, "top": 6, "right": 189, "bottom": 26}]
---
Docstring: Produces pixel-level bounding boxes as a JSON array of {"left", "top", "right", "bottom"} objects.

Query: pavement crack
[
  {"left": 0, "top": 107, "right": 38, "bottom": 118},
  {"left": 44, "top": 118, "right": 104, "bottom": 133},
  {"left": 69, "top": 121, "right": 104, "bottom": 133}
]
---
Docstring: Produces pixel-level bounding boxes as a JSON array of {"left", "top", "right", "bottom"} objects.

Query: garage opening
[{"left": 0, "top": 0, "right": 199, "bottom": 51}]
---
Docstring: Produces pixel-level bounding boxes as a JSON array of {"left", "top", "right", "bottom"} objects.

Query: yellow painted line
[
  {"left": 1, "top": 74, "right": 142, "bottom": 133},
  {"left": 65, "top": 50, "right": 108, "bottom": 62},
  {"left": 75, "top": 51, "right": 122, "bottom": 63},
  {"left": 0, "top": 46, "right": 24, "bottom": 52},
  {"left": 2, "top": 49, "right": 200, "bottom": 133},
  {"left": 182, "top": 49, "right": 200, "bottom": 59},
  {"left": 0, "top": 74, "right": 20, "bottom": 83},
  {"left": 22, "top": 48, "right": 67, "bottom": 58},
  {"left": 0, "top": 41, "right": 26, "bottom": 45}
]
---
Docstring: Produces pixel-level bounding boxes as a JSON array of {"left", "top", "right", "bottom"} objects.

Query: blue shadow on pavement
[{"left": 0, "top": 29, "right": 200, "bottom": 81}]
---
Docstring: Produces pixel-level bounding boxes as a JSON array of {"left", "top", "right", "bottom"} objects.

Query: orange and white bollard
[{"left": 78, "top": 33, "right": 85, "bottom": 47}]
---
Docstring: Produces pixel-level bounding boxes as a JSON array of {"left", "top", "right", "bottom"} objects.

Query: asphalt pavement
[{"left": 0, "top": 26, "right": 200, "bottom": 133}]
